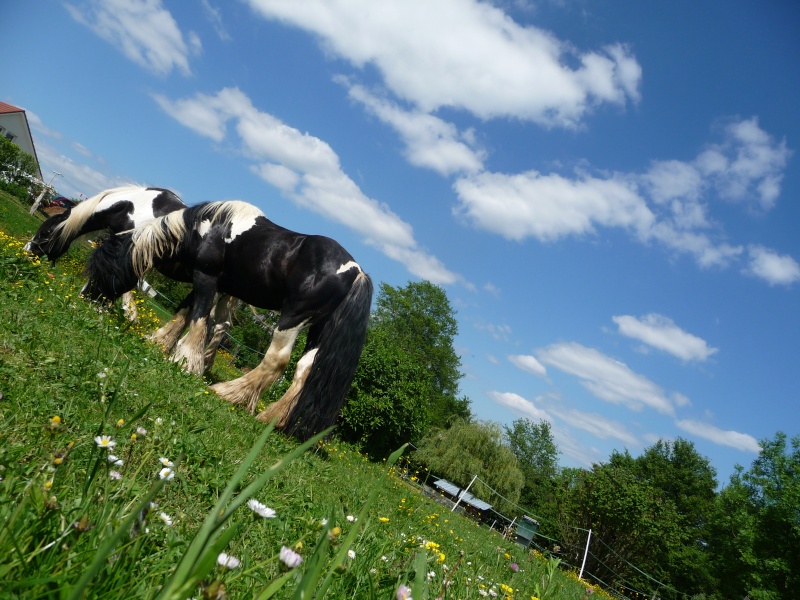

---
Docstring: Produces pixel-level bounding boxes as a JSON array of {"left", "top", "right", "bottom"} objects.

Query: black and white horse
[
  {"left": 24, "top": 185, "right": 186, "bottom": 320},
  {"left": 83, "top": 201, "right": 373, "bottom": 439}
]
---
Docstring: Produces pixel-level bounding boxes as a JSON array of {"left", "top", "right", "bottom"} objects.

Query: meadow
[{"left": 0, "top": 191, "right": 603, "bottom": 599}]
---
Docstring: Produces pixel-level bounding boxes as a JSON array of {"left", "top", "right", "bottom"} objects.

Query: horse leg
[
  {"left": 204, "top": 294, "right": 236, "bottom": 367},
  {"left": 148, "top": 291, "right": 194, "bottom": 354},
  {"left": 255, "top": 345, "right": 318, "bottom": 428},
  {"left": 121, "top": 291, "right": 138, "bottom": 322},
  {"left": 209, "top": 325, "right": 303, "bottom": 413},
  {"left": 170, "top": 275, "right": 217, "bottom": 375}
]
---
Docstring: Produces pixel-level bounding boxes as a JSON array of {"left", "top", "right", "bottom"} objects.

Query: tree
[
  {"left": 341, "top": 281, "right": 470, "bottom": 455},
  {"left": 504, "top": 418, "right": 558, "bottom": 512},
  {"left": 415, "top": 419, "right": 524, "bottom": 511},
  {"left": 631, "top": 438, "right": 718, "bottom": 594},
  {"left": 371, "top": 281, "right": 468, "bottom": 428},
  {"left": 0, "top": 136, "right": 39, "bottom": 198},
  {"left": 340, "top": 327, "right": 432, "bottom": 456},
  {"left": 744, "top": 432, "right": 800, "bottom": 599},
  {"left": 553, "top": 457, "right": 683, "bottom": 597}
]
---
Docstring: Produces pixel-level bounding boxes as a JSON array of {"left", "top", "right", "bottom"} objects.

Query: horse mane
[
  {"left": 52, "top": 184, "right": 147, "bottom": 247},
  {"left": 128, "top": 201, "right": 265, "bottom": 278}
]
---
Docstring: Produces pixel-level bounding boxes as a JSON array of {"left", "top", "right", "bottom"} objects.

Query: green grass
[{"left": 0, "top": 193, "right": 606, "bottom": 599}]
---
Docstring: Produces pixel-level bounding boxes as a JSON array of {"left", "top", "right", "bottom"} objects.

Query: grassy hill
[{"left": 0, "top": 191, "right": 604, "bottom": 599}]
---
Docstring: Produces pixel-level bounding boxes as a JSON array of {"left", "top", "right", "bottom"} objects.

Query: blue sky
[{"left": 4, "top": 0, "right": 799, "bottom": 484}]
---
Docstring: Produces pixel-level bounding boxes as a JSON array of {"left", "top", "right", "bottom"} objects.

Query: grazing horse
[
  {"left": 83, "top": 201, "right": 373, "bottom": 439},
  {"left": 24, "top": 185, "right": 186, "bottom": 320}
]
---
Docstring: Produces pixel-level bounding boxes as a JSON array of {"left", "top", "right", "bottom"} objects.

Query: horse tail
[
  {"left": 83, "top": 233, "right": 138, "bottom": 301},
  {"left": 286, "top": 271, "right": 374, "bottom": 440}
]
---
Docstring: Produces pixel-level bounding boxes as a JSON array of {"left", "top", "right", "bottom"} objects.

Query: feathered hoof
[
  {"left": 209, "top": 380, "right": 260, "bottom": 413},
  {"left": 255, "top": 403, "right": 292, "bottom": 429},
  {"left": 170, "top": 344, "right": 205, "bottom": 375}
]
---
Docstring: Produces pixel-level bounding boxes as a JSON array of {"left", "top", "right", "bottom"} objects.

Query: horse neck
[{"left": 130, "top": 213, "right": 188, "bottom": 278}]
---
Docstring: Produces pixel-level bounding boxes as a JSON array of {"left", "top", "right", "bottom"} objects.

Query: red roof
[{"left": 0, "top": 101, "right": 25, "bottom": 115}]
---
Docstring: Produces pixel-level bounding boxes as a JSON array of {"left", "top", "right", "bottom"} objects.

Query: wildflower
[
  {"left": 330, "top": 526, "right": 342, "bottom": 538},
  {"left": 94, "top": 435, "right": 116, "bottom": 450},
  {"left": 320, "top": 518, "right": 328, "bottom": 526},
  {"left": 159, "top": 512, "right": 173, "bottom": 526},
  {"left": 437, "top": 552, "right": 446, "bottom": 564},
  {"left": 346, "top": 515, "right": 357, "bottom": 522},
  {"left": 280, "top": 546, "right": 302, "bottom": 569},
  {"left": 347, "top": 549, "right": 356, "bottom": 559},
  {"left": 217, "top": 553, "right": 240, "bottom": 569},
  {"left": 49, "top": 415, "right": 62, "bottom": 430},
  {"left": 137, "top": 426, "right": 148, "bottom": 436},
  {"left": 381, "top": 555, "right": 389, "bottom": 562},
  {"left": 247, "top": 499, "right": 276, "bottom": 518},
  {"left": 130, "top": 433, "right": 137, "bottom": 441},
  {"left": 510, "top": 563, "right": 519, "bottom": 573},
  {"left": 427, "top": 571, "right": 436, "bottom": 580},
  {"left": 116, "top": 419, "right": 125, "bottom": 428},
  {"left": 109, "top": 470, "right": 122, "bottom": 480},
  {"left": 396, "top": 584, "right": 413, "bottom": 600},
  {"left": 159, "top": 457, "right": 174, "bottom": 467},
  {"left": 107, "top": 455, "right": 123, "bottom": 466},
  {"left": 379, "top": 517, "right": 390, "bottom": 523},
  {"left": 44, "top": 480, "right": 53, "bottom": 489},
  {"left": 159, "top": 467, "right": 175, "bottom": 480},
  {"left": 97, "top": 371, "right": 107, "bottom": 379},
  {"left": 53, "top": 457, "right": 63, "bottom": 466}
]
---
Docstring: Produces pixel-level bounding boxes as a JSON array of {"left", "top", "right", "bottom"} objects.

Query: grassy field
[{"left": 0, "top": 192, "right": 605, "bottom": 599}]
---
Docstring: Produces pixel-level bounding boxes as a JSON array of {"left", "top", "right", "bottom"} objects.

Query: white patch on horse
[
  {"left": 336, "top": 260, "right": 362, "bottom": 274},
  {"left": 225, "top": 216, "right": 258, "bottom": 243},
  {"left": 197, "top": 219, "right": 212, "bottom": 237},
  {"left": 95, "top": 189, "right": 161, "bottom": 228}
]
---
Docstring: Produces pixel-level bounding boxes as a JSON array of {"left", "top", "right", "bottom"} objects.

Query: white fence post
[
  {"left": 578, "top": 528, "right": 592, "bottom": 580},
  {"left": 451, "top": 474, "right": 478, "bottom": 512}
]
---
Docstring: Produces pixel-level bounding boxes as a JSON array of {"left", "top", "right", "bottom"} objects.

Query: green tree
[
  {"left": 414, "top": 419, "right": 524, "bottom": 512},
  {"left": 554, "top": 455, "right": 683, "bottom": 598},
  {"left": 371, "top": 281, "right": 469, "bottom": 428},
  {"left": 342, "top": 281, "right": 471, "bottom": 455},
  {"left": 504, "top": 418, "right": 558, "bottom": 512},
  {"left": 340, "top": 327, "right": 432, "bottom": 456},
  {"left": 731, "top": 432, "right": 800, "bottom": 599},
  {"left": 0, "top": 136, "right": 39, "bottom": 198},
  {"left": 632, "top": 438, "right": 718, "bottom": 594}
]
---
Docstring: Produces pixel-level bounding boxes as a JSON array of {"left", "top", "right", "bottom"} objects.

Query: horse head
[{"left": 24, "top": 210, "right": 72, "bottom": 261}]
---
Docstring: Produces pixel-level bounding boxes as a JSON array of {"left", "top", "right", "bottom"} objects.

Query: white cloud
[
  {"left": 244, "top": 0, "right": 640, "bottom": 126},
  {"left": 344, "top": 82, "right": 485, "bottom": 176},
  {"left": 536, "top": 342, "right": 676, "bottom": 415},
  {"left": 201, "top": 0, "right": 230, "bottom": 41},
  {"left": 24, "top": 110, "right": 62, "bottom": 140},
  {"left": 675, "top": 419, "right": 761, "bottom": 453},
  {"left": 508, "top": 354, "right": 547, "bottom": 378},
  {"left": 703, "top": 117, "right": 792, "bottom": 211},
  {"left": 745, "top": 245, "right": 800, "bottom": 286},
  {"left": 454, "top": 169, "right": 653, "bottom": 242},
  {"left": 487, "top": 391, "right": 551, "bottom": 423},
  {"left": 66, "top": 0, "right": 200, "bottom": 76},
  {"left": 548, "top": 405, "right": 639, "bottom": 446},
  {"left": 35, "top": 141, "right": 131, "bottom": 200},
  {"left": 488, "top": 390, "right": 637, "bottom": 464},
  {"left": 612, "top": 313, "right": 718, "bottom": 362},
  {"left": 154, "top": 87, "right": 461, "bottom": 284}
]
